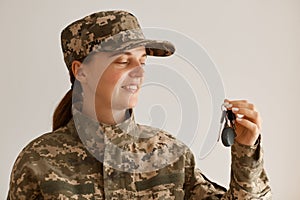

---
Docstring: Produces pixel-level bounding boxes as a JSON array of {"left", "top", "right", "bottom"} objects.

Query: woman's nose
[{"left": 128, "top": 65, "right": 145, "bottom": 78}]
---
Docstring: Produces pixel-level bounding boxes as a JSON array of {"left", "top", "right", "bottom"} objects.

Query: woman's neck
[{"left": 81, "top": 100, "right": 126, "bottom": 125}]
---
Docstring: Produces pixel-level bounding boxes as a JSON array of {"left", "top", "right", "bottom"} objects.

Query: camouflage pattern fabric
[
  {"left": 7, "top": 109, "right": 271, "bottom": 199},
  {"left": 61, "top": 10, "right": 175, "bottom": 70},
  {"left": 71, "top": 105, "right": 187, "bottom": 174}
]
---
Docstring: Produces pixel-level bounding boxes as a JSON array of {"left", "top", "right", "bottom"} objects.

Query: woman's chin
[
  {"left": 126, "top": 96, "right": 139, "bottom": 108},
  {"left": 111, "top": 94, "right": 139, "bottom": 110}
]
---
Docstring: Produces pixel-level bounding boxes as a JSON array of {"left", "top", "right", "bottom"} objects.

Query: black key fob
[
  {"left": 221, "top": 126, "right": 236, "bottom": 147},
  {"left": 220, "top": 104, "right": 237, "bottom": 147}
]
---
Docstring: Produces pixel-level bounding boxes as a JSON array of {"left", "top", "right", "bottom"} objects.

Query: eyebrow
[{"left": 109, "top": 51, "right": 147, "bottom": 58}]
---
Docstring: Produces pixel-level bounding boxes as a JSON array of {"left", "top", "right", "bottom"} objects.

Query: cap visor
[{"left": 99, "top": 39, "right": 175, "bottom": 57}]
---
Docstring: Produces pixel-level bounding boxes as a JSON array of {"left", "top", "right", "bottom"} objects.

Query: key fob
[
  {"left": 220, "top": 104, "right": 237, "bottom": 147},
  {"left": 221, "top": 126, "right": 236, "bottom": 147}
]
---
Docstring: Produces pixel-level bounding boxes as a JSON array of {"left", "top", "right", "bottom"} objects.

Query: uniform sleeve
[
  {"left": 7, "top": 147, "right": 42, "bottom": 200},
  {"left": 184, "top": 137, "right": 272, "bottom": 199}
]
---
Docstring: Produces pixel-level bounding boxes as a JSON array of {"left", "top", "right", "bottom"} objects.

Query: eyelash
[
  {"left": 117, "top": 61, "right": 129, "bottom": 65},
  {"left": 116, "top": 61, "right": 146, "bottom": 66}
]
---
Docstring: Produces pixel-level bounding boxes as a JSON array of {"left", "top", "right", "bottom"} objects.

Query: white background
[{"left": 1, "top": 0, "right": 299, "bottom": 199}]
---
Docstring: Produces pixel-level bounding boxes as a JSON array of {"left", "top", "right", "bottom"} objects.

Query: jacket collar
[{"left": 67, "top": 104, "right": 140, "bottom": 162}]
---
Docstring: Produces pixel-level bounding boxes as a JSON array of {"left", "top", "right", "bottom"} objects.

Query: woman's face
[{"left": 82, "top": 46, "right": 146, "bottom": 114}]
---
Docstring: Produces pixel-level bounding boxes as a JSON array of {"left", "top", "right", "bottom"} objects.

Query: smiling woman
[
  {"left": 7, "top": 10, "right": 272, "bottom": 199},
  {"left": 72, "top": 47, "right": 147, "bottom": 124}
]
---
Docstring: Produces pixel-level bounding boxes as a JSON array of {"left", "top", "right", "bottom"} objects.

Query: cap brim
[
  {"left": 140, "top": 39, "right": 175, "bottom": 57},
  {"left": 99, "top": 39, "right": 175, "bottom": 57}
]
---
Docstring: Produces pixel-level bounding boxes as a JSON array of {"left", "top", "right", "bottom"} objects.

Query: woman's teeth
[{"left": 122, "top": 85, "right": 138, "bottom": 93}]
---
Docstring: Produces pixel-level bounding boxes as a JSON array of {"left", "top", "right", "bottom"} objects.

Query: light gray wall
[{"left": 1, "top": 0, "right": 299, "bottom": 199}]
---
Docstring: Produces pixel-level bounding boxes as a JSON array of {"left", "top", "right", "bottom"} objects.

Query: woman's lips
[{"left": 121, "top": 84, "right": 139, "bottom": 93}]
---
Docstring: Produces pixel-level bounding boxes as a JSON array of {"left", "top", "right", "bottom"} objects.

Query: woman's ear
[{"left": 71, "top": 60, "right": 87, "bottom": 83}]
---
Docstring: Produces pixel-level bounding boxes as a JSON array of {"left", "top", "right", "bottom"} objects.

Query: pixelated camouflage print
[
  {"left": 7, "top": 109, "right": 271, "bottom": 199},
  {"left": 61, "top": 10, "right": 175, "bottom": 69},
  {"left": 225, "top": 136, "right": 272, "bottom": 199},
  {"left": 72, "top": 105, "right": 187, "bottom": 174},
  {"left": 7, "top": 124, "right": 105, "bottom": 199}
]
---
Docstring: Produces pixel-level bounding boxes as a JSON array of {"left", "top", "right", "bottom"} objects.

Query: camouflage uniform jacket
[{"left": 7, "top": 109, "right": 271, "bottom": 199}]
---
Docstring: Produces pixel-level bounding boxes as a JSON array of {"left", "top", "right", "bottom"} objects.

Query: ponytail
[
  {"left": 53, "top": 57, "right": 88, "bottom": 131},
  {"left": 52, "top": 69, "right": 77, "bottom": 131},
  {"left": 52, "top": 89, "right": 73, "bottom": 131}
]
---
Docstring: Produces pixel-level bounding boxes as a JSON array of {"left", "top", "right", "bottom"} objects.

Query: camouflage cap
[{"left": 61, "top": 10, "right": 175, "bottom": 69}]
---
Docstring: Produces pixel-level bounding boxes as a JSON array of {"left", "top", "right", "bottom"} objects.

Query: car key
[{"left": 221, "top": 109, "right": 236, "bottom": 147}]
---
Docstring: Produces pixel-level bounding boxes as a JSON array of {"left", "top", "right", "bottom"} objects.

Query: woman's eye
[{"left": 116, "top": 61, "right": 129, "bottom": 66}]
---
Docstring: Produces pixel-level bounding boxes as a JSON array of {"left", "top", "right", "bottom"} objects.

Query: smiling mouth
[{"left": 121, "top": 84, "right": 140, "bottom": 93}]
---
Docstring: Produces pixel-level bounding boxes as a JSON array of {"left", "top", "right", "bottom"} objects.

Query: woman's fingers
[
  {"left": 234, "top": 117, "right": 260, "bottom": 145},
  {"left": 232, "top": 107, "right": 261, "bottom": 130},
  {"left": 235, "top": 117, "right": 259, "bottom": 135},
  {"left": 225, "top": 99, "right": 256, "bottom": 111},
  {"left": 224, "top": 99, "right": 262, "bottom": 146}
]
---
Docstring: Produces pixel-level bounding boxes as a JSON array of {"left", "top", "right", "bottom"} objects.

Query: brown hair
[
  {"left": 52, "top": 69, "right": 76, "bottom": 131},
  {"left": 52, "top": 54, "right": 95, "bottom": 131}
]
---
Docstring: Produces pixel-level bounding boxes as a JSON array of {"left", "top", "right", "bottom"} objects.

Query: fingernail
[
  {"left": 232, "top": 107, "right": 239, "bottom": 112},
  {"left": 237, "top": 114, "right": 244, "bottom": 118},
  {"left": 225, "top": 104, "right": 233, "bottom": 109},
  {"left": 236, "top": 118, "right": 242, "bottom": 122}
]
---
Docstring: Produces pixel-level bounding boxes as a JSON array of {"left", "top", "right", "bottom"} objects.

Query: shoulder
[
  {"left": 23, "top": 125, "right": 77, "bottom": 153},
  {"left": 12, "top": 121, "right": 85, "bottom": 170}
]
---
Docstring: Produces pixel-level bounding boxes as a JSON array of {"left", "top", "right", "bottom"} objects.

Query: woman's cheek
[
  {"left": 97, "top": 66, "right": 126, "bottom": 94},
  {"left": 107, "top": 70, "right": 124, "bottom": 86}
]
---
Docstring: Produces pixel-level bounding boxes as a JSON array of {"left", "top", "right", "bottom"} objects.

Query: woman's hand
[{"left": 224, "top": 99, "right": 261, "bottom": 146}]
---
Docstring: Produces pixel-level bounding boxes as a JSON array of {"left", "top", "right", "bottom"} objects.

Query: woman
[{"left": 7, "top": 10, "right": 272, "bottom": 199}]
